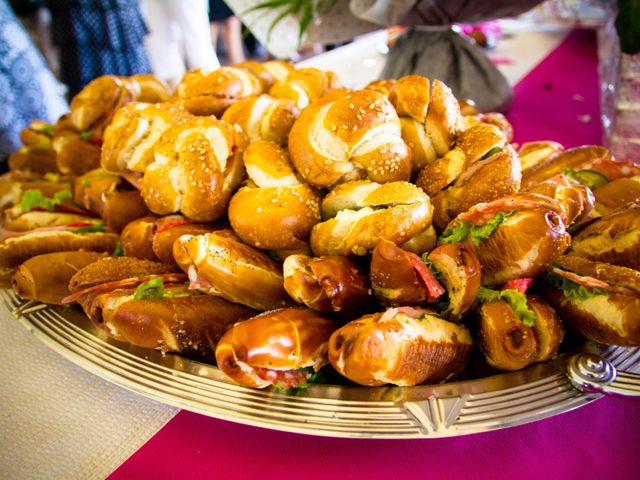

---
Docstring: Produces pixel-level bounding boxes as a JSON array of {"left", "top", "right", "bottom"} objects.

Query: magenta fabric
[{"left": 109, "top": 30, "right": 640, "bottom": 480}]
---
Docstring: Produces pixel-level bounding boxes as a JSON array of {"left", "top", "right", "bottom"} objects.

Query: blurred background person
[
  {"left": 209, "top": 0, "right": 245, "bottom": 65},
  {"left": 45, "top": 0, "right": 151, "bottom": 98},
  {"left": 141, "top": 0, "right": 220, "bottom": 87},
  {"left": 1, "top": 0, "right": 67, "bottom": 162}
]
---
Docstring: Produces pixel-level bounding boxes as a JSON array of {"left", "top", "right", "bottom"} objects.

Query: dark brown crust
[
  {"left": 527, "top": 295, "right": 564, "bottom": 361},
  {"left": 552, "top": 255, "right": 640, "bottom": 294},
  {"left": 0, "top": 232, "right": 119, "bottom": 269},
  {"left": 120, "top": 216, "right": 159, "bottom": 260},
  {"left": 594, "top": 177, "right": 640, "bottom": 215},
  {"left": 68, "top": 256, "right": 179, "bottom": 292}
]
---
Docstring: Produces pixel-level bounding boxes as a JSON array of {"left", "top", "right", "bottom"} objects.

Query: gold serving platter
[{"left": 4, "top": 288, "right": 639, "bottom": 438}]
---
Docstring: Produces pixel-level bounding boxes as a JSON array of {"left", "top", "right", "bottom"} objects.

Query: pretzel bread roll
[
  {"left": 540, "top": 256, "right": 640, "bottom": 346},
  {"left": 426, "top": 243, "right": 481, "bottom": 322},
  {"left": 216, "top": 308, "right": 336, "bottom": 389},
  {"left": 570, "top": 205, "right": 640, "bottom": 269},
  {"left": 430, "top": 144, "right": 521, "bottom": 230},
  {"left": 11, "top": 251, "right": 107, "bottom": 304},
  {"left": 19, "top": 120, "right": 53, "bottom": 149},
  {"left": 68, "top": 256, "right": 180, "bottom": 293},
  {"left": 120, "top": 216, "right": 158, "bottom": 260},
  {"left": 129, "top": 74, "right": 172, "bottom": 103},
  {"left": 389, "top": 76, "right": 462, "bottom": 174},
  {"left": 328, "top": 307, "right": 472, "bottom": 386},
  {"left": 228, "top": 141, "right": 321, "bottom": 251},
  {"left": 594, "top": 176, "right": 640, "bottom": 215},
  {"left": 475, "top": 297, "right": 547, "bottom": 371},
  {"left": 8, "top": 147, "right": 58, "bottom": 174},
  {"left": 141, "top": 116, "right": 247, "bottom": 222},
  {"left": 461, "top": 112, "right": 514, "bottom": 143},
  {"left": 529, "top": 295, "right": 565, "bottom": 362},
  {"left": 173, "top": 231, "right": 294, "bottom": 310},
  {"left": 2, "top": 210, "right": 101, "bottom": 232},
  {"left": 399, "top": 225, "right": 437, "bottom": 254},
  {"left": 177, "top": 66, "right": 262, "bottom": 117},
  {"left": 288, "top": 89, "right": 412, "bottom": 188},
  {"left": 525, "top": 174, "right": 595, "bottom": 226},
  {"left": 310, "top": 180, "right": 433, "bottom": 257},
  {"left": 268, "top": 67, "right": 342, "bottom": 110},
  {"left": 101, "top": 102, "right": 191, "bottom": 174},
  {"left": 518, "top": 141, "right": 564, "bottom": 175},
  {"left": 415, "top": 124, "right": 506, "bottom": 197},
  {"left": 89, "top": 287, "right": 256, "bottom": 361},
  {"left": 521, "top": 145, "right": 612, "bottom": 188},
  {"left": 50, "top": 134, "right": 101, "bottom": 176},
  {"left": 283, "top": 254, "right": 372, "bottom": 313},
  {"left": 236, "top": 60, "right": 294, "bottom": 91},
  {"left": 370, "top": 239, "right": 444, "bottom": 307},
  {"left": 221, "top": 95, "right": 299, "bottom": 146},
  {"left": 69, "top": 75, "right": 137, "bottom": 132},
  {"left": 363, "top": 79, "right": 397, "bottom": 96},
  {"left": 441, "top": 194, "right": 570, "bottom": 286}
]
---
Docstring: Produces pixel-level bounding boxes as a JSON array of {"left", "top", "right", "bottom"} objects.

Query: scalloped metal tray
[{"left": 3, "top": 288, "right": 639, "bottom": 439}]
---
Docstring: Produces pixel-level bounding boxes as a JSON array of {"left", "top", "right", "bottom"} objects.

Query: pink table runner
[{"left": 109, "top": 30, "right": 640, "bottom": 479}]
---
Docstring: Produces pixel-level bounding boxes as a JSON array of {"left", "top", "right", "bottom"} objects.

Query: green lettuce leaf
[
  {"left": 20, "top": 189, "right": 73, "bottom": 212},
  {"left": 439, "top": 221, "right": 472, "bottom": 244},
  {"left": 477, "top": 286, "right": 537, "bottom": 327},
  {"left": 113, "top": 241, "right": 124, "bottom": 257},
  {"left": 134, "top": 277, "right": 165, "bottom": 300},
  {"left": 71, "top": 223, "right": 106, "bottom": 234},
  {"left": 439, "top": 211, "right": 517, "bottom": 245},
  {"left": 544, "top": 271, "right": 609, "bottom": 300}
]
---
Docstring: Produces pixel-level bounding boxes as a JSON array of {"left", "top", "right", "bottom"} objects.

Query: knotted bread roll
[
  {"left": 177, "top": 67, "right": 262, "bottom": 117},
  {"left": 221, "top": 95, "right": 299, "bottom": 146},
  {"left": 228, "top": 141, "right": 321, "bottom": 251},
  {"left": 141, "top": 116, "right": 247, "bottom": 222},
  {"left": 310, "top": 180, "right": 433, "bottom": 257},
  {"left": 236, "top": 60, "right": 294, "bottom": 91},
  {"left": 388, "top": 75, "right": 462, "bottom": 175},
  {"left": 268, "top": 67, "right": 342, "bottom": 110},
  {"left": 288, "top": 89, "right": 412, "bottom": 188},
  {"left": 101, "top": 102, "right": 191, "bottom": 174},
  {"left": 129, "top": 74, "right": 172, "bottom": 103}
]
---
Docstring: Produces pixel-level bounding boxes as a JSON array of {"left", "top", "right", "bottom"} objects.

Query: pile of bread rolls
[{"left": 3, "top": 61, "right": 640, "bottom": 391}]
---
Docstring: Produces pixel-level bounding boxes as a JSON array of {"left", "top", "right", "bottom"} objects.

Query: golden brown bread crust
[
  {"left": 101, "top": 102, "right": 191, "bottom": 174},
  {"left": 528, "top": 295, "right": 564, "bottom": 362},
  {"left": 89, "top": 288, "right": 256, "bottom": 361},
  {"left": 141, "top": 116, "right": 247, "bottom": 222},
  {"left": 73, "top": 169, "right": 121, "bottom": 216},
  {"left": 283, "top": 254, "right": 372, "bottom": 313},
  {"left": 552, "top": 255, "right": 640, "bottom": 293},
  {"left": 153, "top": 221, "right": 220, "bottom": 265},
  {"left": 525, "top": 175, "right": 594, "bottom": 226},
  {"left": 173, "top": 231, "right": 295, "bottom": 311},
  {"left": 288, "top": 89, "right": 412, "bottom": 188},
  {"left": 431, "top": 144, "right": 521, "bottom": 230},
  {"left": 521, "top": 145, "right": 611, "bottom": 188},
  {"left": 268, "top": 67, "right": 342, "bottom": 109},
  {"left": 0, "top": 231, "right": 119, "bottom": 271},
  {"left": 129, "top": 74, "right": 172, "bottom": 103},
  {"left": 69, "top": 75, "right": 137, "bottom": 132},
  {"left": 11, "top": 251, "right": 107, "bottom": 304},
  {"left": 221, "top": 95, "right": 299, "bottom": 146},
  {"left": 476, "top": 299, "right": 537, "bottom": 371},
  {"left": 228, "top": 141, "right": 321, "bottom": 251},
  {"left": 328, "top": 308, "right": 472, "bottom": 386},
  {"left": 570, "top": 205, "right": 640, "bottom": 270},
  {"left": 540, "top": 285, "right": 640, "bottom": 346},
  {"left": 594, "top": 176, "right": 640, "bottom": 215},
  {"left": 68, "top": 256, "right": 179, "bottom": 293},
  {"left": 19, "top": 120, "right": 53, "bottom": 149},
  {"left": 215, "top": 308, "right": 336, "bottom": 388},
  {"left": 415, "top": 124, "right": 506, "bottom": 197},
  {"left": 102, "top": 190, "right": 151, "bottom": 234},
  {"left": 8, "top": 147, "right": 58, "bottom": 174},
  {"left": 310, "top": 181, "right": 433, "bottom": 257},
  {"left": 2, "top": 210, "right": 101, "bottom": 232},
  {"left": 427, "top": 243, "right": 481, "bottom": 322},
  {"left": 517, "top": 141, "right": 564, "bottom": 175},
  {"left": 363, "top": 79, "right": 397, "bottom": 96},
  {"left": 120, "top": 216, "right": 158, "bottom": 260},
  {"left": 177, "top": 67, "right": 262, "bottom": 117},
  {"left": 52, "top": 134, "right": 102, "bottom": 176},
  {"left": 389, "top": 76, "right": 462, "bottom": 174},
  {"left": 235, "top": 60, "right": 294, "bottom": 91}
]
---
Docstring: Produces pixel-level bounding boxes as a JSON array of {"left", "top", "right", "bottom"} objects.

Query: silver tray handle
[{"left": 566, "top": 353, "right": 640, "bottom": 398}]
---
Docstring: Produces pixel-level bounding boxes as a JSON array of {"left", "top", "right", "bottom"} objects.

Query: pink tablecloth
[{"left": 109, "top": 30, "right": 640, "bottom": 480}]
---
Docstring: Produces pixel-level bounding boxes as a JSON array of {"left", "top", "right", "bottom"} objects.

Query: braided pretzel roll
[
  {"left": 388, "top": 75, "right": 462, "bottom": 175},
  {"left": 101, "top": 102, "right": 191, "bottom": 174},
  {"left": 288, "top": 89, "right": 412, "bottom": 188},
  {"left": 310, "top": 180, "right": 433, "bottom": 257},
  {"left": 228, "top": 141, "right": 320, "bottom": 251},
  {"left": 416, "top": 123, "right": 507, "bottom": 198},
  {"left": 268, "top": 67, "right": 343, "bottom": 110},
  {"left": 363, "top": 79, "right": 397, "bottom": 96},
  {"left": 129, "top": 74, "right": 172, "bottom": 103},
  {"left": 221, "top": 95, "right": 299, "bottom": 146},
  {"left": 69, "top": 75, "right": 137, "bottom": 132},
  {"left": 283, "top": 254, "right": 372, "bottom": 314},
  {"left": 173, "top": 230, "right": 295, "bottom": 311},
  {"left": 236, "top": 60, "right": 294, "bottom": 91},
  {"left": 141, "top": 116, "right": 247, "bottom": 222},
  {"left": 328, "top": 307, "right": 472, "bottom": 386},
  {"left": 430, "top": 144, "right": 522, "bottom": 230},
  {"left": 177, "top": 67, "right": 262, "bottom": 117}
]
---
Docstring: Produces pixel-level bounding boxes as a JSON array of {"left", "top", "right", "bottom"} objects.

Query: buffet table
[{"left": 1, "top": 27, "right": 639, "bottom": 480}]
